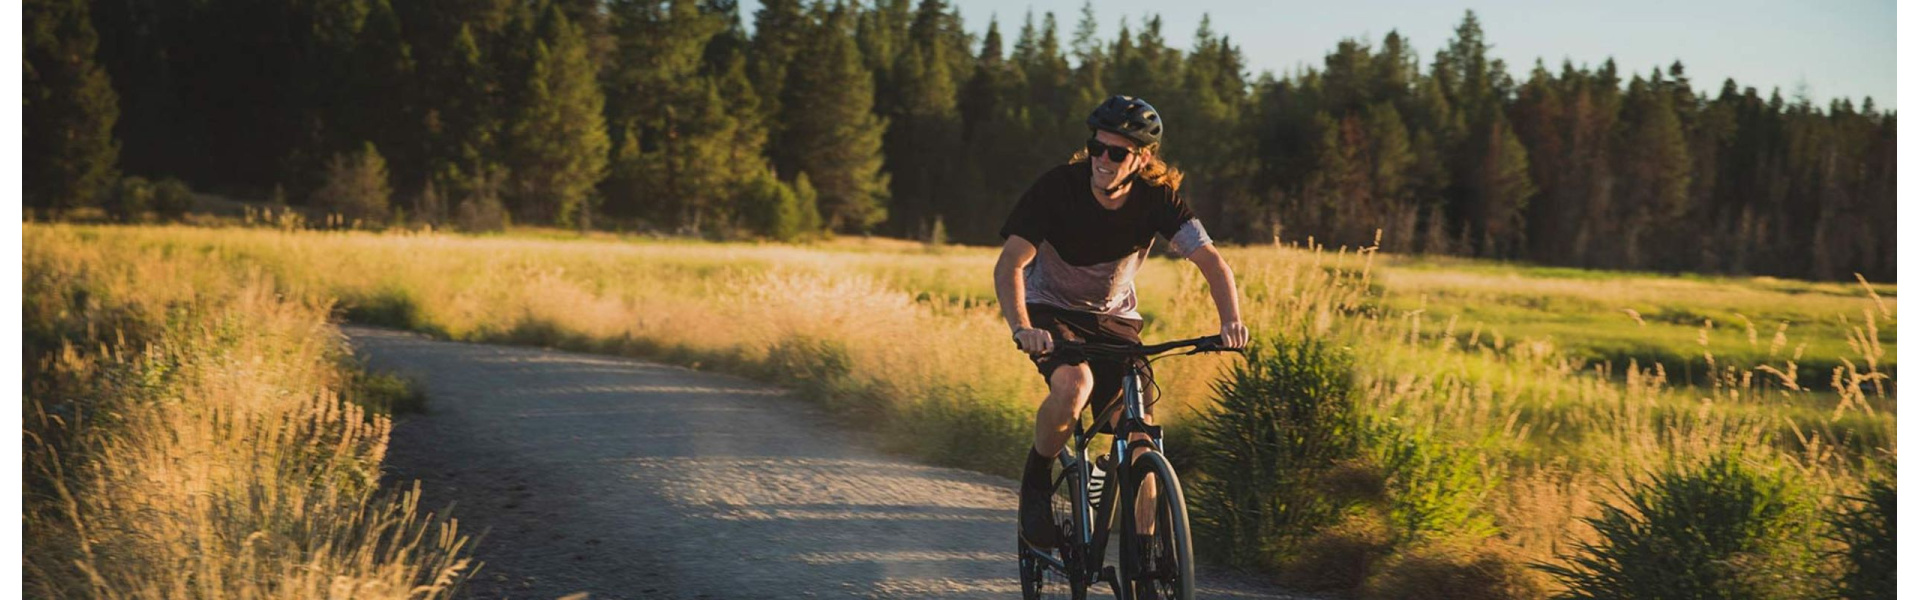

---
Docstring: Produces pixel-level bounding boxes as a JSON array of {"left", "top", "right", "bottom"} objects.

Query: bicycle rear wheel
[
  {"left": 1020, "top": 457, "right": 1088, "bottom": 600},
  {"left": 1119, "top": 450, "right": 1195, "bottom": 600}
]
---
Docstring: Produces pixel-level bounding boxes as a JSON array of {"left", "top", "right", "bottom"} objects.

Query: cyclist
[{"left": 994, "top": 95, "right": 1249, "bottom": 555}]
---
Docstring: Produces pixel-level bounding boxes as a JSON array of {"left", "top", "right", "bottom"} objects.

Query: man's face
[{"left": 1089, "top": 130, "right": 1148, "bottom": 192}]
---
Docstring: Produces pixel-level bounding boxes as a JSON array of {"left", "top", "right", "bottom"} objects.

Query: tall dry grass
[
  {"left": 27, "top": 223, "right": 1895, "bottom": 597},
  {"left": 24, "top": 226, "right": 472, "bottom": 598}
]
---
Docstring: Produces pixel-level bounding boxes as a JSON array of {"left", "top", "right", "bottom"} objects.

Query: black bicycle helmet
[{"left": 1086, "top": 95, "right": 1163, "bottom": 146}]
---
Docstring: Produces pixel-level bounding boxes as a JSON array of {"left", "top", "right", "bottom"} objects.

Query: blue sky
[{"left": 736, "top": 0, "right": 1897, "bottom": 108}]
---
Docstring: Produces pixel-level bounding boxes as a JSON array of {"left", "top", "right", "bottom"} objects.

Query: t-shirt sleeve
[
  {"left": 998, "top": 173, "right": 1052, "bottom": 244},
  {"left": 1155, "top": 188, "right": 1213, "bottom": 258}
]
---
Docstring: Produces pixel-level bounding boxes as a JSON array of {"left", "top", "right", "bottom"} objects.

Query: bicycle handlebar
[{"left": 1051, "top": 335, "right": 1245, "bottom": 358}]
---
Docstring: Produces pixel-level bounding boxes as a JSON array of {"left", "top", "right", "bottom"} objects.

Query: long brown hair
[{"left": 1070, "top": 142, "right": 1185, "bottom": 191}]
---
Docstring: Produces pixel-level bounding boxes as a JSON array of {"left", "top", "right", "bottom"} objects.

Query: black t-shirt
[
  {"left": 998, "top": 162, "right": 1199, "bottom": 266},
  {"left": 998, "top": 162, "right": 1212, "bottom": 318}
]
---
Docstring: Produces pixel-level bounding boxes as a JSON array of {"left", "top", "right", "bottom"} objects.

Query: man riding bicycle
[{"left": 993, "top": 95, "right": 1249, "bottom": 556}]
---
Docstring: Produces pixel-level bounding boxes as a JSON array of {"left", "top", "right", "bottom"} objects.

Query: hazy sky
[{"left": 735, "top": 0, "right": 1897, "bottom": 108}]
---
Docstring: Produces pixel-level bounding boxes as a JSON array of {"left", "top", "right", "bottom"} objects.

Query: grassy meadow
[
  {"left": 23, "top": 225, "right": 472, "bottom": 596},
  {"left": 24, "top": 222, "right": 1895, "bottom": 597}
]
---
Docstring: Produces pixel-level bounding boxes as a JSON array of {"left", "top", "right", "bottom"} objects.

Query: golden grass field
[
  {"left": 24, "top": 225, "right": 471, "bottom": 597},
  {"left": 23, "top": 222, "right": 1895, "bottom": 596}
]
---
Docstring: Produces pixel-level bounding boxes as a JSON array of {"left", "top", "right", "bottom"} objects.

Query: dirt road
[{"left": 346, "top": 326, "right": 1312, "bottom": 599}]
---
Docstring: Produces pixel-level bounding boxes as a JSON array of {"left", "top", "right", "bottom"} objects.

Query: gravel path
[{"left": 345, "top": 326, "right": 1315, "bottom": 599}]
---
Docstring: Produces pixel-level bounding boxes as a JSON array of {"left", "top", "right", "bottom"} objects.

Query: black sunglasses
[{"left": 1085, "top": 138, "right": 1138, "bottom": 162}]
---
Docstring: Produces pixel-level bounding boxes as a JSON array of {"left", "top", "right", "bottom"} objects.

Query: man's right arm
[
  {"left": 995, "top": 235, "right": 1037, "bottom": 333},
  {"left": 996, "top": 236, "right": 1053, "bottom": 354}
]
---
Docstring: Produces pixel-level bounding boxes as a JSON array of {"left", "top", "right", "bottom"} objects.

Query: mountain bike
[{"left": 1018, "top": 335, "right": 1242, "bottom": 600}]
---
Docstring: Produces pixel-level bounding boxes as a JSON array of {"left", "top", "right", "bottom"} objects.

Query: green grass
[
  {"left": 31, "top": 223, "right": 1893, "bottom": 598},
  {"left": 1369, "top": 258, "right": 1895, "bottom": 394}
]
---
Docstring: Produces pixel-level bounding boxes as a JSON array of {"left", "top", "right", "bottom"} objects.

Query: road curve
[{"left": 345, "top": 326, "right": 1313, "bottom": 599}]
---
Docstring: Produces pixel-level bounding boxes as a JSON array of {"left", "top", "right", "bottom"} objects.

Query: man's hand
[
  {"left": 1013, "top": 327, "right": 1055, "bottom": 355},
  {"left": 1219, "top": 321, "right": 1249, "bottom": 349}
]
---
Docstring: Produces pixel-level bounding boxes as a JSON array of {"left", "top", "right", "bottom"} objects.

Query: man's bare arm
[
  {"left": 1186, "top": 244, "right": 1249, "bottom": 348},
  {"left": 994, "top": 236, "right": 1039, "bottom": 333}
]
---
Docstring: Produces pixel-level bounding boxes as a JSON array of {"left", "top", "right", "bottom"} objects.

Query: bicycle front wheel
[{"left": 1118, "top": 450, "right": 1195, "bottom": 600}]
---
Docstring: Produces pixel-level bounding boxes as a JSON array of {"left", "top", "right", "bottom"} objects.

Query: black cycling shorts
[{"left": 1025, "top": 303, "right": 1147, "bottom": 422}]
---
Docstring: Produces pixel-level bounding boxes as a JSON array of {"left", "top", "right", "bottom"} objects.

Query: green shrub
[
  {"left": 348, "top": 369, "right": 428, "bottom": 415},
  {"left": 312, "top": 142, "right": 392, "bottom": 227},
  {"left": 736, "top": 169, "right": 808, "bottom": 242},
  {"left": 1365, "top": 539, "right": 1548, "bottom": 600},
  {"left": 454, "top": 195, "right": 510, "bottom": 232},
  {"left": 1831, "top": 476, "right": 1895, "bottom": 600},
  {"left": 1281, "top": 511, "right": 1396, "bottom": 591},
  {"left": 928, "top": 216, "right": 947, "bottom": 248},
  {"left": 449, "top": 163, "right": 511, "bottom": 233},
  {"left": 151, "top": 177, "right": 193, "bottom": 221},
  {"left": 1368, "top": 422, "right": 1501, "bottom": 543},
  {"left": 790, "top": 172, "right": 822, "bottom": 235},
  {"left": 1541, "top": 454, "right": 1822, "bottom": 600},
  {"left": 763, "top": 335, "right": 866, "bottom": 411},
  {"left": 1188, "top": 335, "right": 1364, "bottom": 569},
  {"left": 342, "top": 285, "right": 424, "bottom": 330},
  {"left": 106, "top": 176, "right": 153, "bottom": 222},
  {"left": 893, "top": 385, "right": 1030, "bottom": 478}
]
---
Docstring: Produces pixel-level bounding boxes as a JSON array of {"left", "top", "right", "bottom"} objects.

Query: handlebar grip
[{"left": 1194, "top": 335, "right": 1245, "bottom": 354}]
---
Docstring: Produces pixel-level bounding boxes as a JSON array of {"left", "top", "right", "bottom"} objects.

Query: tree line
[{"left": 25, "top": 0, "right": 1894, "bottom": 280}]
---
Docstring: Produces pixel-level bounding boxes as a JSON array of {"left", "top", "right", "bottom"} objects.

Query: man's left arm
[{"left": 1185, "top": 244, "right": 1249, "bottom": 349}]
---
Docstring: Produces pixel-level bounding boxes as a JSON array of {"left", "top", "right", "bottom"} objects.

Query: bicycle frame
[{"left": 1051, "top": 358, "right": 1161, "bottom": 588}]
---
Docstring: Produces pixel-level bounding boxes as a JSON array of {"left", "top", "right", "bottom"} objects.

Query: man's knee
[{"left": 1046, "top": 365, "right": 1095, "bottom": 405}]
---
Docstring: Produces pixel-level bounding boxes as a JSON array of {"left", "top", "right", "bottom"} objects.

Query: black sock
[
  {"left": 1023, "top": 448, "right": 1054, "bottom": 491},
  {"left": 1132, "top": 533, "right": 1158, "bottom": 560}
]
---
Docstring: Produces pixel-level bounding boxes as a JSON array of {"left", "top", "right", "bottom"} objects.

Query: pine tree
[
  {"left": 959, "top": 18, "right": 1008, "bottom": 144},
  {"left": 774, "top": 3, "right": 889, "bottom": 232},
  {"left": 749, "top": 0, "right": 808, "bottom": 125},
  {"left": 1428, "top": 9, "right": 1533, "bottom": 257},
  {"left": 1069, "top": 1, "right": 1103, "bottom": 79},
  {"left": 25, "top": 0, "right": 121, "bottom": 215},
  {"left": 426, "top": 23, "right": 506, "bottom": 215},
  {"left": 1010, "top": 10, "right": 1080, "bottom": 168},
  {"left": 1317, "top": 112, "right": 1372, "bottom": 245},
  {"left": 1321, "top": 39, "right": 1375, "bottom": 115},
  {"left": 957, "top": 17, "right": 1034, "bottom": 242},
  {"left": 52, "top": 0, "right": 1895, "bottom": 280},
  {"left": 1178, "top": 15, "right": 1255, "bottom": 229},
  {"left": 345, "top": 0, "right": 421, "bottom": 187},
  {"left": 1374, "top": 31, "right": 1415, "bottom": 105},
  {"left": 711, "top": 49, "right": 779, "bottom": 232},
  {"left": 86, "top": 0, "right": 170, "bottom": 182},
  {"left": 669, "top": 79, "right": 749, "bottom": 231},
  {"left": 313, "top": 141, "right": 394, "bottom": 226},
  {"left": 603, "top": 0, "right": 733, "bottom": 231},
  {"left": 283, "top": 0, "right": 397, "bottom": 198},
  {"left": 879, "top": 0, "right": 965, "bottom": 237},
  {"left": 1064, "top": 2, "right": 1107, "bottom": 124},
  {"left": 1615, "top": 74, "right": 1692, "bottom": 269},
  {"left": 1471, "top": 111, "right": 1533, "bottom": 257},
  {"left": 1512, "top": 60, "right": 1569, "bottom": 260},
  {"left": 854, "top": 0, "right": 910, "bottom": 85},
  {"left": 506, "top": 4, "right": 609, "bottom": 226},
  {"left": 1363, "top": 102, "right": 1417, "bottom": 249},
  {"left": 1565, "top": 60, "right": 1624, "bottom": 266}
]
